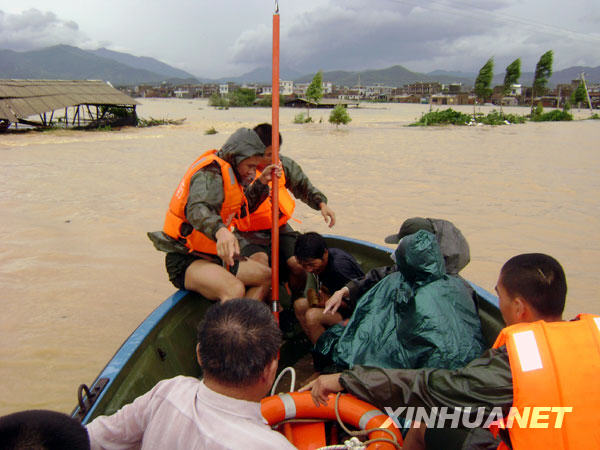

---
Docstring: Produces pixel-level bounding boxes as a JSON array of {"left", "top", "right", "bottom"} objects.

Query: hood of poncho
[
  {"left": 393, "top": 230, "right": 445, "bottom": 286},
  {"left": 217, "top": 128, "right": 266, "bottom": 167},
  {"left": 429, "top": 218, "right": 470, "bottom": 274}
]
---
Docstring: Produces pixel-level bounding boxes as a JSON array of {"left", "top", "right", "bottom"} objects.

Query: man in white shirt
[{"left": 86, "top": 299, "right": 296, "bottom": 449}]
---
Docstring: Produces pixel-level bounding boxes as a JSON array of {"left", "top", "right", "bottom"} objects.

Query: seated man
[
  {"left": 293, "top": 232, "right": 364, "bottom": 344},
  {"left": 148, "top": 127, "right": 280, "bottom": 302},
  {"left": 236, "top": 123, "right": 336, "bottom": 298},
  {"left": 325, "top": 217, "right": 471, "bottom": 315},
  {"left": 384, "top": 217, "right": 470, "bottom": 275},
  {"left": 87, "top": 299, "right": 295, "bottom": 449},
  {"left": 303, "top": 253, "right": 600, "bottom": 450},
  {"left": 0, "top": 409, "right": 90, "bottom": 450},
  {"left": 315, "top": 230, "right": 485, "bottom": 371}
]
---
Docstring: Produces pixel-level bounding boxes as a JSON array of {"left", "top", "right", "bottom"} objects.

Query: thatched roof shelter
[{"left": 0, "top": 79, "right": 137, "bottom": 128}]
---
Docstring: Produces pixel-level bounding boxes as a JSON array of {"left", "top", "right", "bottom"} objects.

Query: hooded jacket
[
  {"left": 345, "top": 218, "right": 471, "bottom": 308},
  {"left": 148, "top": 128, "right": 269, "bottom": 255},
  {"left": 316, "top": 230, "right": 485, "bottom": 371}
]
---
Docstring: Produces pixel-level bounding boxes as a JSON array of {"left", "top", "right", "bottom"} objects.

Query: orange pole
[{"left": 271, "top": 5, "right": 280, "bottom": 323}]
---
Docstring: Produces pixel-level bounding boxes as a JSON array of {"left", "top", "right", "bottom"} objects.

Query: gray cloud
[
  {"left": 1, "top": 1, "right": 597, "bottom": 79},
  {"left": 229, "top": 0, "right": 600, "bottom": 75},
  {"left": 0, "top": 8, "right": 91, "bottom": 51}
]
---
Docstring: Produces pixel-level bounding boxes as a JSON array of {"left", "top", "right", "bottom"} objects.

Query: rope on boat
[
  {"left": 269, "top": 391, "right": 403, "bottom": 449},
  {"left": 270, "top": 366, "right": 296, "bottom": 395},
  {"left": 331, "top": 392, "right": 402, "bottom": 450},
  {"left": 317, "top": 437, "right": 366, "bottom": 449}
]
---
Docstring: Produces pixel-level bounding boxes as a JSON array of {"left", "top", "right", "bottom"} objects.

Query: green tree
[
  {"left": 474, "top": 58, "right": 494, "bottom": 103},
  {"left": 503, "top": 58, "right": 521, "bottom": 96},
  {"left": 293, "top": 112, "right": 312, "bottom": 124},
  {"left": 305, "top": 70, "right": 323, "bottom": 119},
  {"left": 228, "top": 88, "right": 256, "bottom": 107},
  {"left": 329, "top": 104, "right": 352, "bottom": 127},
  {"left": 532, "top": 50, "right": 553, "bottom": 109},
  {"left": 209, "top": 92, "right": 228, "bottom": 108},
  {"left": 256, "top": 94, "right": 285, "bottom": 107},
  {"left": 571, "top": 82, "right": 587, "bottom": 109}
]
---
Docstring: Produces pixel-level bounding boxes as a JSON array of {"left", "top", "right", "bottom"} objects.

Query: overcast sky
[{"left": 1, "top": 0, "right": 598, "bottom": 79}]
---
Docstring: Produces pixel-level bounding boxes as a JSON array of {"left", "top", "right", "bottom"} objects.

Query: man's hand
[
  {"left": 319, "top": 202, "right": 336, "bottom": 228},
  {"left": 258, "top": 162, "right": 283, "bottom": 185},
  {"left": 324, "top": 287, "right": 349, "bottom": 315},
  {"left": 215, "top": 227, "right": 240, "bottom": 267},
  {"left": 299, "top": 373, "right": 344, "bottom": 407}
]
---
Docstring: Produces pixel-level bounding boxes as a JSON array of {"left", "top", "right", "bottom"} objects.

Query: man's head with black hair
[
  {"left": 496, "top": 253, "right": 566, "bottom": 325},
  {"left": 293, "top": 232, "right": 329, "bottom": 274},
  {"left": 0, "top": 409, "right": 90, "bottom": 450},
  {"left": 253, "top": 123, "right": 283, "bottom": 169},
  {"left": 196, "top": 298, "right": 281, "bottom": 387},
  {"left": 253, "top": 123, "right": 282, "bottom": 148}
]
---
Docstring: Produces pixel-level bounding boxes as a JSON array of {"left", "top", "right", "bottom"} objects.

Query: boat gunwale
[
  {"left": 73, "top": 234, "right": 499, "bottom": 423},
  {"left": 73, "top": 289, "right": 188, "bottom": 423}
]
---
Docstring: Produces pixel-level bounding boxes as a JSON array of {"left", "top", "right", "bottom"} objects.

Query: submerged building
[{"left": 0, "top": 79, "right": 138, "bottom": 130}]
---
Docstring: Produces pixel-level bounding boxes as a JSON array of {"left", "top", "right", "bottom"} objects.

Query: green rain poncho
[{"left": 316, "top": 230, "right": 485, "bottom": 370}]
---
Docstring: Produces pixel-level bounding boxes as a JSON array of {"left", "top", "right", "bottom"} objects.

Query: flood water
[{"left": 1, "top": 98, "right": 598, "bottom": 415}]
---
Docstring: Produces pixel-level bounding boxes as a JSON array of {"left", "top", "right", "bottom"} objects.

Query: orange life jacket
[
  {"left": 163, "top": 150, "right": 250, "bottom": 255},
  {"left": 491, "top": 314, "right": 600, "bottom": 449},
  {"left": 235, "top": 168, "right": 295, "bottom": 232}
]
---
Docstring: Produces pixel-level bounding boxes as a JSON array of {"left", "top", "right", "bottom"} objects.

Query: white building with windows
[{"left": 280, "top": 80, "right": 294, "bottom": 95}]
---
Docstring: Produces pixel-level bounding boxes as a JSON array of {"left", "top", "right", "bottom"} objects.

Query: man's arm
[
  {"left": 281, "top": 155, "right": 335, "bottom": 226},
  {"left": 86, "top": 380, "right": 169, "bottom": 449},
  {"left": 186, "top": 169, "right": 239, "bottom": 265},
  {"left": 344, "top": 265, "right": 398, "bottom": 307},
  {"left": 302, "top": 348, "right": 513, "bottom": 417},
  {"left": 281, "top": 155, "right": 327, "bottom": 209},
  {"left": 185, "top": 169, "right": 226, "bottom": 240},
  {"left": 245, "top": 162, "right": 283, "bottom": 212},
  {"left": 340, "top": 348, "right": 513, "bottom": 416}
]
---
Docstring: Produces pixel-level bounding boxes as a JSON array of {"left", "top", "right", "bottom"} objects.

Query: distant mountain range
[
  {"left": 295, "top": 65, "right": 476, "bottom": 86},
  {"left": 89, "top": 48, "right": 199, "bottom": 81},
  {"left": 1, "top": 44, "right": 598, "bottom": 88},
  {"left": 0, "top": 45, "right": 201, "bottom": 86}
]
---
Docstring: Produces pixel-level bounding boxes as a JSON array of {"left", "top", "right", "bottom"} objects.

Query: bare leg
[
  {"left": 249, "top": 251, "right": 269, "bottom": 267},
  {"left": 287, "top": 256, "right": 307, "bottom": 298},
  {"left": 184, "top": 260, "right": 245, "bottom": 302},
  {"left": 305, "top": 307, "right": 343, "bottom": 344},
  {"left": 246, "top": 285, "right": 270, "bottom": 302},
  {"left": 293, "top": 297, "right": 310, "bottom": 332},
  {"left": 236, "top": 259, "right": 271, "bottom": 301}
]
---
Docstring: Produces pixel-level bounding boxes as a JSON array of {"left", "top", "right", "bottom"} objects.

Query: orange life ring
[{"left": 261, "top": 391, "right": 402, "bottom": 449}]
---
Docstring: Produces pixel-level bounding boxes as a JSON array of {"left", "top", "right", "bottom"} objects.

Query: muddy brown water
[{"left": 1, "top": 99, "right": 598, "bottom": 415}]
